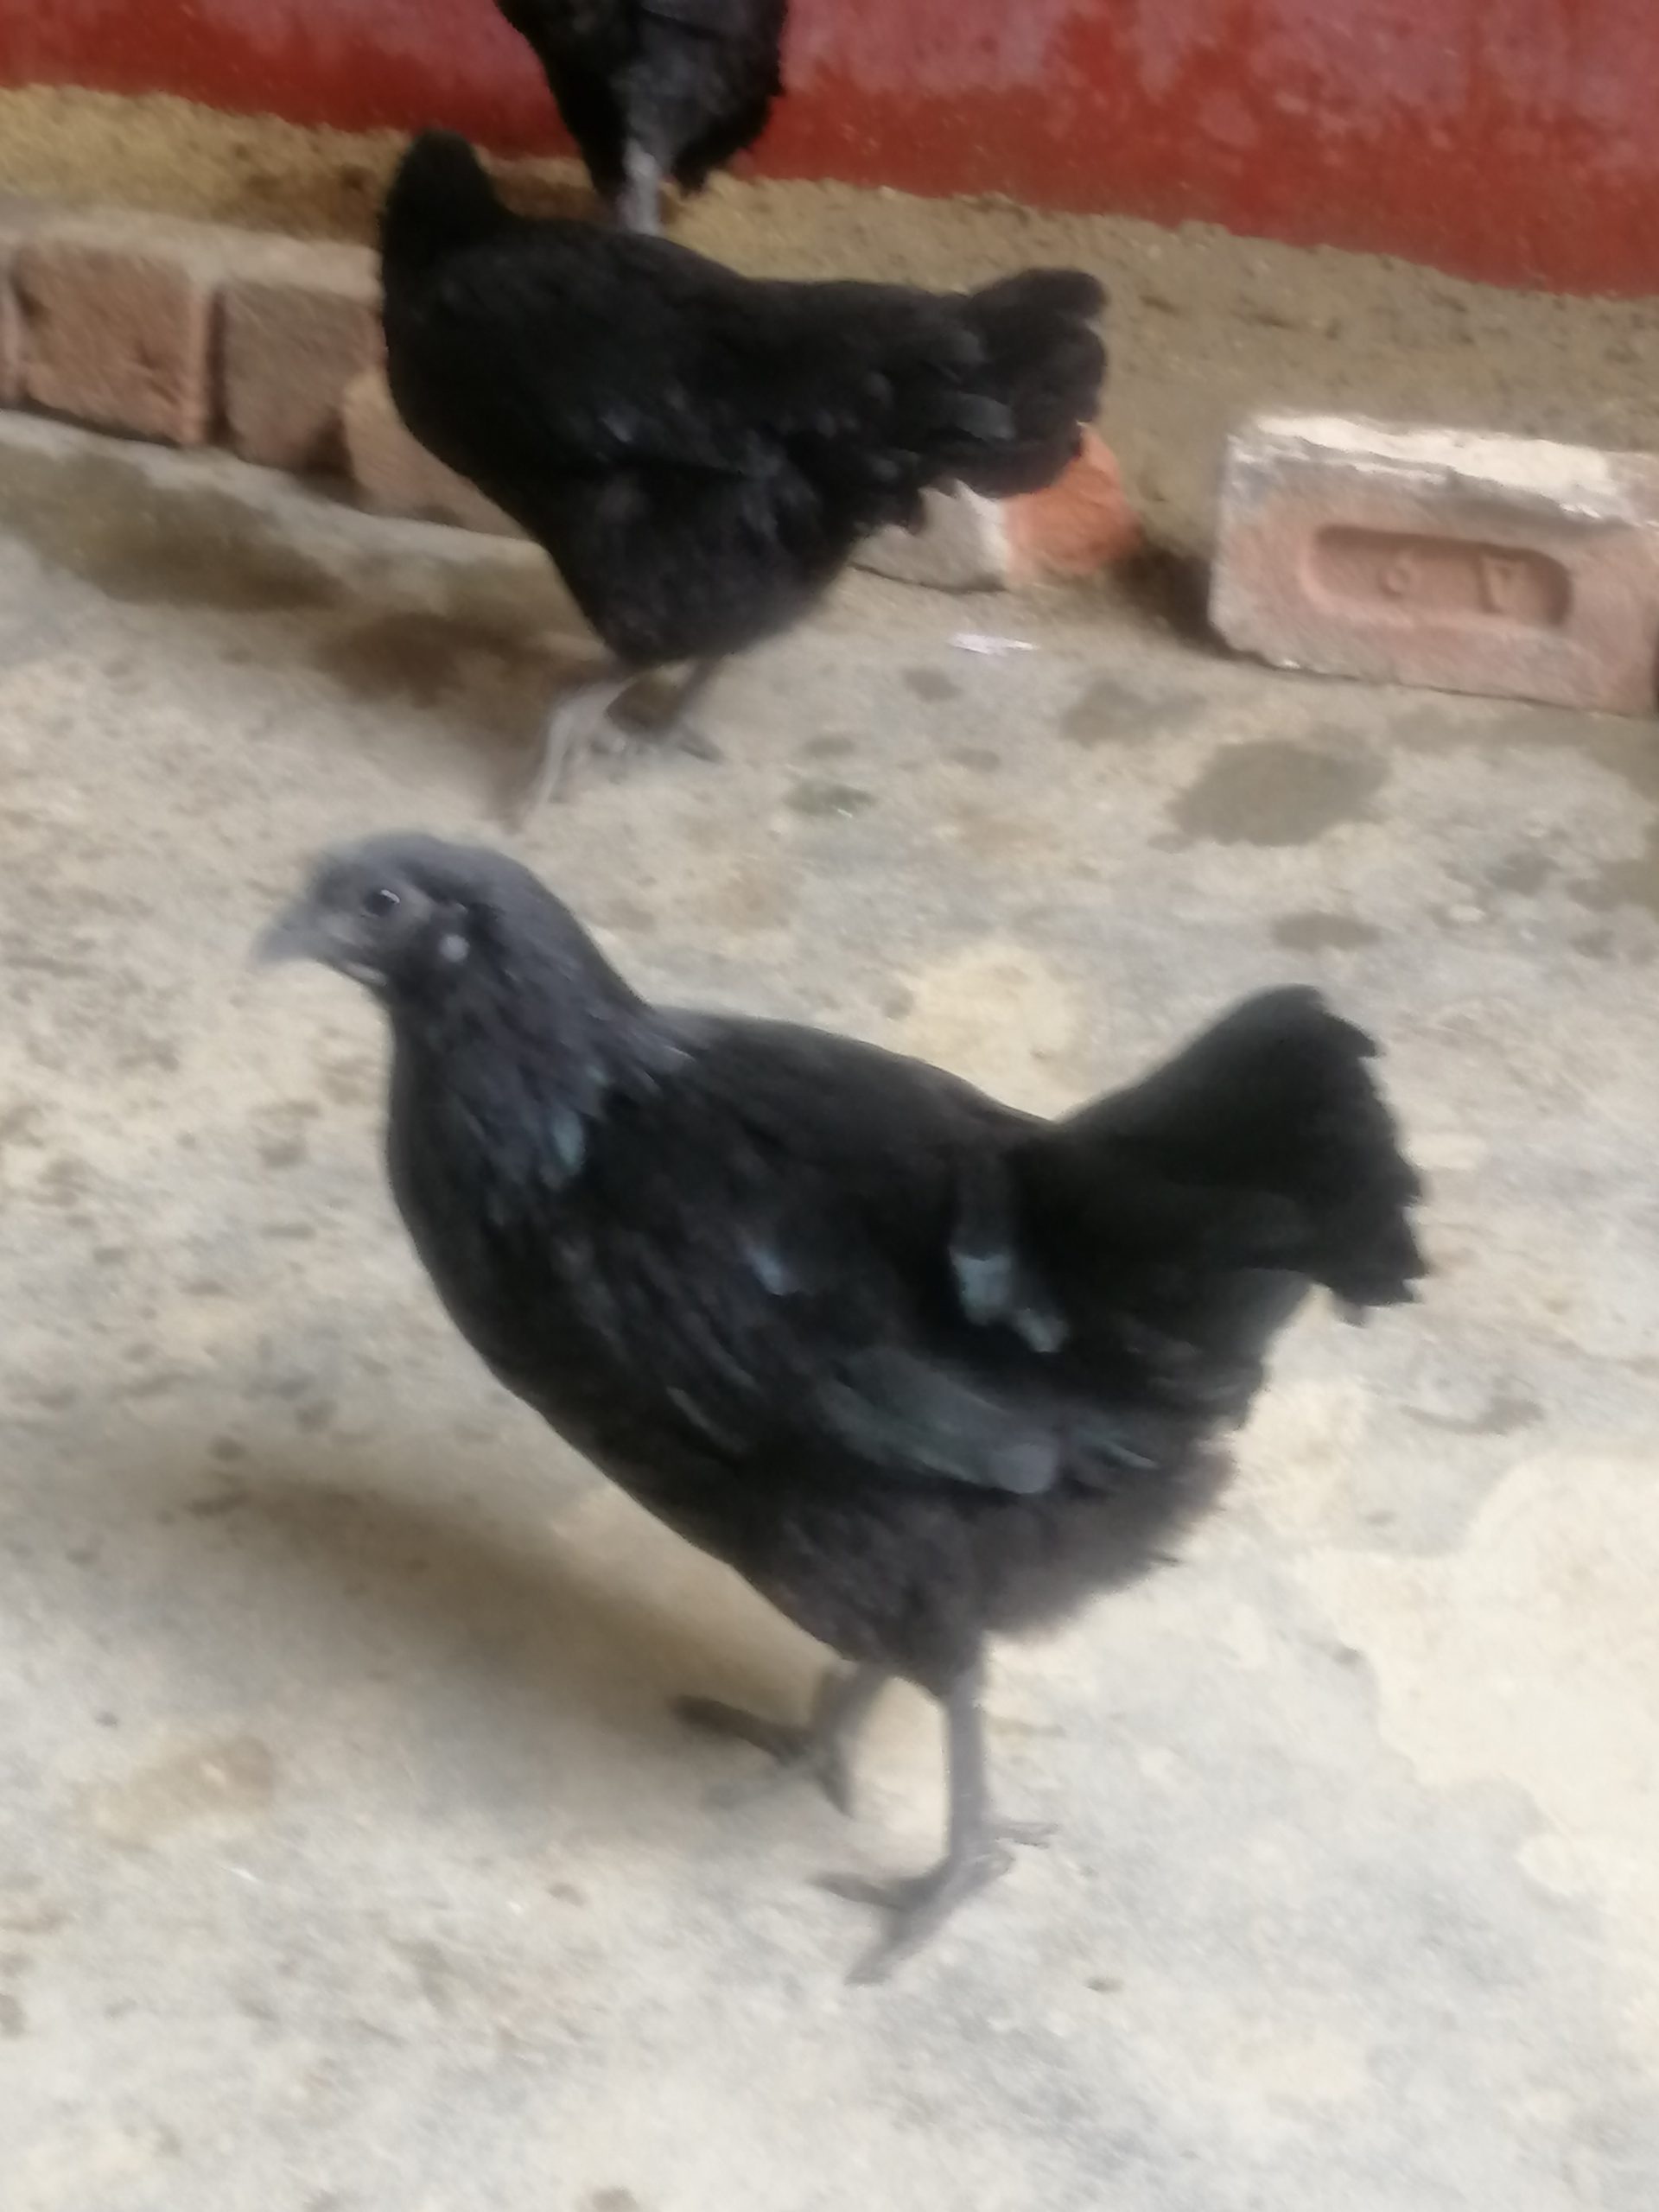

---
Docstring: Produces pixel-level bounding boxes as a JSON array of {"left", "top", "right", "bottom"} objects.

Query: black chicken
[
  {"left": 379, "top": 133, "right": 1108, "bottom": 812},
  {"left": 261, "top": 835, "right": 1424, "bottom": 1980},
  {"left": 495, "top": 0, "right": 787, "bottom": 233}
]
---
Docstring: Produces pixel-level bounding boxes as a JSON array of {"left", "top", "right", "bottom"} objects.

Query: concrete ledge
[
  {"left": 0, "top": 188, "right": 1137, "bottom": 594},
  {"left": 341, "top": 369, "right": 521, "bottom": 538}
]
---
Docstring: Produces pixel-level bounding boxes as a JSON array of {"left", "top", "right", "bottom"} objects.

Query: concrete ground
[{"left": 0, "top": 409, "right": 1656, "bottom": 2212}]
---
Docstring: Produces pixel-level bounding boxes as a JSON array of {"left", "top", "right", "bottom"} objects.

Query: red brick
[
  {"left": 221, "top": 241, "right": 382, "bottom": 473},
  {"left": 341, "top": 368, "right": 521, "bottom": 537},
  {"left": 0, "top": 195, "right": 54, "bottom": 408},
  {"left": 1212, "top": 414, "right": 1659, "bottom": 715},
  {"left": 856, "top": 433, "right": 1140, "bottom": 593},
  {"left": 1005, "top": 429, "right": 1141, "bottom": 583},
  {"left": 11, "top": 208, "right": 289, "bottom": 447}
]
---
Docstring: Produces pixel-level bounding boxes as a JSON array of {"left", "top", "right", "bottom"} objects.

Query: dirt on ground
[{"left": 2, "top": 85, "right": 1657, "bottom": 551}]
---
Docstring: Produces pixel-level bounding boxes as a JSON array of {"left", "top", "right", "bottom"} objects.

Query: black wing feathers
[
  {"left": 514, "top": 987, "right": 1420, "bottom": 1508},
  {"left": 366, "top": 840, "right": 1421, "bottom": 1544},
  {"left": 379, "top": 136, "right": 1107, "bottom": 666}
]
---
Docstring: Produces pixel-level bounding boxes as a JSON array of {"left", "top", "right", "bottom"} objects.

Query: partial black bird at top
[
  {"left": 262, "top": 832, "right": 1425, "bottom": 1980},
  {"left": 495, "top": 0, "right": 788, "bottom": 232},
  {"left": 379, "top": 132, "right": 1108, "bottom": 812}
]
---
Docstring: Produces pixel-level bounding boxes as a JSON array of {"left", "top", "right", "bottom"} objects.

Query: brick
[
  {"left": 1212, "top": 413, "right": 1659, "bottom": 716},
  {"left": 341, "top": 369, "right": 521, "bottom": 537},
  {"left": 855, "top": 431, "right": 1139, "bottom": 593},
  {"left": 1005, "top": 429, "right": 1141, "bottom": 584},
  {"left": 11, "top": 207, "right": 288, "bottom": 447},
  {"left": 0, "top": 196, "right": 54, "bottom": 407},
  {"left": 221, "top": 240, "right": 382, "bottom": 473}
]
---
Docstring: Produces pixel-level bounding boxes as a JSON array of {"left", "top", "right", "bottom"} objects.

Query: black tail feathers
[
  {"left": 946, "top": 268, "right": 1109, "bottom": 497},
  {"left": 1056, "top": 986, "right": 1425, "bottom": 1312}
]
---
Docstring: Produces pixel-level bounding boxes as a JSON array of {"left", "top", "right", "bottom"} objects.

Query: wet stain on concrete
[
  {"left": 949, "top": 804, "right": 1046, "bottom": 863},
  {"left": 35, "top": 1155, "right": 92, "bottom": 1210},
  {"left": 317, "top": 1056, "right": 379, "bottom": 1109},
  {"left": 1412, "top": 1385, "right": 1544, "bottom": 1438},
  {"left": 1060, "top": 671, "right": 1200, "bottom": 747},
  {"left": 397, "top": 1938, "right": 461, "bottom": 2015},
  {"left": 905, "top": 668, "right": 960, "bottom": 702},
  {"left": 251, "top": 1099, "right": 321, "bottom": 1173},
  {"left": 1402, "top": 696, "right": 1659, "bottom": 921},
  {"left": 1570, "top": 825, "right": 1659, "bottom": 919},
  {"left": 0, "top": 448, "right": 335, "bottom": 612},
  {"left": 787, "top": 780, "right": 875, "bottom": 819},
  {"left": 1484, "top": 849, "right": 1557, "bottom": 899},
  {"left": 0, "top": 1104, "right": 47, "bottom": 1178},
  {"left": 1403, "top": 701, "right": 1659, "bottom": 809},
  {"left": 588, "top": 895, "right": 658, "bottom": 936},
  {"left": 0, "top": 1899, "right": 65, "bottom": 1940},
  {"left": 1272, "top": 911, "right": 1383, "bottom": 952},
  {"left": 315, "top": 610, "right": 546, "bottom": 711},
  {"left": 697, "top": 863, "right": 794, "bottom": 933},
  {"left": 87, "top": 1736, "right": 277, "bottom": 1847},
  {"left": 1171, "top": 735, "right": 1387, "bottom": 846}
]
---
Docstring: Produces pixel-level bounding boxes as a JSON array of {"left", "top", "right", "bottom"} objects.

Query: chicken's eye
[{"left": 362, "top": 887, "right": 401, "bottom": 918}]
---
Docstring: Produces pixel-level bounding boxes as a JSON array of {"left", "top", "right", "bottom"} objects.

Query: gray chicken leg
[
  {"left": 514, "top": 669, "right": 637, "bottom": 820},
  {"left": 616, "top": 143, "right": 664, "bottom": 236},
  {"left": 820, "top": 1658, "right": 1053, "bottom": 1983},
  {"left": 513, "top": 658, "right": 724, "bottom": 820},
  {"left": 594, "top": 657, "right": 724, "bottom": 766},
  {"left": 677, "top": 1662, "right": 888, "bottom": 1815}
]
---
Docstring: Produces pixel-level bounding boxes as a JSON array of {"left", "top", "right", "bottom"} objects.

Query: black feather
[
  {"left": 495, "top": 0, "right": 787, "bottom": 207},
  {"left": 378, "top": 134, "right": 1109, "bottom": 678},
  {"left": 270, "top": 836, "right": 1425, "bottom": 1700}
]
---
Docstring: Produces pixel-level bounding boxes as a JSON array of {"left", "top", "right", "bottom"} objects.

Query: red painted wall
[{"left": 3, "top": 0, "right": 1657, "bottom": 295}]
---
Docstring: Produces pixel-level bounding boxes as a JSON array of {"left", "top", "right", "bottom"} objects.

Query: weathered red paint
[{"left": 3, "top": 0, "right": 1657, "bottom": 295}]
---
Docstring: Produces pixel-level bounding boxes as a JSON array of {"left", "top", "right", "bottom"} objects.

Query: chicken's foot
[
  {"left": 677, "top": 1662, "right": 888, "bottom": 1817},
  {"left": 819, "top": 1657, "right": 1053, "bottom": 1982}
]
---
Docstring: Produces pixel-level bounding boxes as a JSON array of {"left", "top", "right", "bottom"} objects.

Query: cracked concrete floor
[{"left": 0, "top": 412, "right": 1656, "bottom": 2212}]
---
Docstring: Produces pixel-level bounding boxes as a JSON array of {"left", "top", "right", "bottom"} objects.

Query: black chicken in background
[
  {"left": 379, "top": 133, "right": 1108, "bottom": 814},
  {"left": 495, "top": 0, "right": 787, "bottom": 233},
  {"left": 261, "top": 834, "right": 1426, "bottom": 1981}
]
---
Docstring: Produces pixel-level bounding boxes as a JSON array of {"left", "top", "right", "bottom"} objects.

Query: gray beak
[{"left": 253, "top": 900, "right": 324, "bottom": 967}]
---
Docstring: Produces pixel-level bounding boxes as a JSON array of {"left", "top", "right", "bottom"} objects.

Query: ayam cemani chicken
[
  {"left": 379, "top": 132, "right": 1107, "bottom": 813},
  {"left": 494, "top": 0, "right": 787, "bottom": 234},
  {"left": 261, "top": 834, "right": 1425, "bottom": 1981}
]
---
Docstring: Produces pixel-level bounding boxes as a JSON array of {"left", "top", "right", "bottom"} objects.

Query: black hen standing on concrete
[
  {"left": 262, "top": 834, "right": 1425, "bottom": 1981},
  {"left": 379, "top": 133, "right": 1108, "bottom": 812},
  {"left": 495, "top": 0, "right": 787, "bottom": 233}
]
